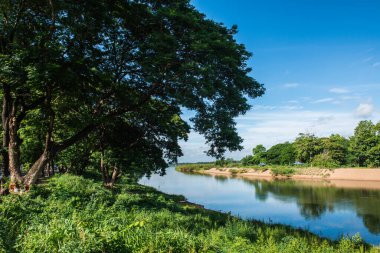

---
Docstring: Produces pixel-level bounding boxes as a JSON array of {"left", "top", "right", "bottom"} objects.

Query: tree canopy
[{"left": 0, "top": 0, "right": 264, "bottom": 187}]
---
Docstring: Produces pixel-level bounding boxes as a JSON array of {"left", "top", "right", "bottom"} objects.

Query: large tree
[
  {"left": 350, "top": 121, "right": 380, "bottom": 167},
  {"left": 320, "top": 134, "right": 349, "bottom": 166},
  {"left": 294, "top": 133, "right": 323, "bottom": 163},
  {"left": 0, "top": 0, "right": 264, "bottom": 187},
  {"left": 266, "top": 142, "right": 296, "bottom": 165}
]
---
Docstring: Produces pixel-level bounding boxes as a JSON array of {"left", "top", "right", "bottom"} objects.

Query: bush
[
  {"left": 271, "top": 167, "right": 295, "bottom": 176},
  {"left": 176, "top": 163, "right": 214, "bottom": 172},
  {"left": 311, "top": 153, "right": 339, "bottom": 168}
]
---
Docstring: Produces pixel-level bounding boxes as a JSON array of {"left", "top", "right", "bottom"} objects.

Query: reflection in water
[
  {"left": 213, "top": 175, "right": 229, "bottom": 183},
  {"left": 140, "top": 168, "right": 380, "bottom": 244},
  {"left": 245, "top": 178, "right": 380, "bottom": 230}
]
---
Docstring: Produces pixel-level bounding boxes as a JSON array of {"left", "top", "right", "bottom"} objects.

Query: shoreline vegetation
[
  {"left": 0, "top": 174, "right": 379, "bottom": 252},
  {"left": 176, "top": 164, "right": 380, "bottom": 185}
]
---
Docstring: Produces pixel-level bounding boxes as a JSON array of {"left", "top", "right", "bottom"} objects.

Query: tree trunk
[
  {"left": 50, "top": 160, "right": 55, "bottom": 175},
  {"left": 23, "top": 149, "right": 51, "bottom": 186},
  {"left": 1, "top": 84, "right": 10, "bottom": 178},
  {"left": 23, "top": 84, "right": 55, "bottom": 186},
  {"left": 8, "top": 116, "right": 23, "bottom": 184},
  {"left": 100, "top": 150, "right": 108, "bottom": 186},
  {"left": 44, "top": 163, "right": 50, "bottom": 177},
  {"left": 108, "top": 166, "right": 120, "bottom": 187}
]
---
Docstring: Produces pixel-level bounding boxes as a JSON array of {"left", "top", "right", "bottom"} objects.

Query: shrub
[
  {"left": 311, "top": 153, "right": 339, "bottom": 168},
  {"left": 176, "top": 163, "right": 214, "bottom": 172},
  {"left": 271, "top": 167, "right": 295, "bottom": 176}
]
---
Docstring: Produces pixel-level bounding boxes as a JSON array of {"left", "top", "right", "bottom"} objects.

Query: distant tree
[
  {"left": 311, "top": 152, "right": 339, "bottom": 168},
  {"left": 215, "top": 158, "right": 236, "bottom": 167},
  {"left": 241, "top": 155, "right": 254, "bottom": 166},
  {"left": 349, "top": 121, "right": 378, "bottom": 167},
  {"left": 368, "top": 146, "right": 380, "bottom": 168},
  {"left": 266, "top": 142, "right": 296, "bottom": 165},
  {"left": 321, "top": 134, "right": 349, "bottom": 166},
  {"left": 367, "top": 122, "right": 380, "bottom": 167},
  {"left": 252, "top": 144, "right": 266, "bottom": 155},
  {"left": 294, "top": 133, "right": 323, "bottom": 163},
  {"left": 251, "top": 144, "right": 266, "bottom": 164}
]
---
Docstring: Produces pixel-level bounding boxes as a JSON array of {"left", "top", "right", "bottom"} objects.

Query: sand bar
[{"left": 193, "top": 168, "right": 380, "bottom": 190}]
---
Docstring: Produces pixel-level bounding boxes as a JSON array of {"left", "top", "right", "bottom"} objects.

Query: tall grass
[
  {"left": 177, "top": 163, "right": 299, "bottom": 177},
  {"left": 0, "top": 174, "right": 378, "bottom": 252},
  {"left": 176, "top": 163, "right": 215, "bottom": 173}
]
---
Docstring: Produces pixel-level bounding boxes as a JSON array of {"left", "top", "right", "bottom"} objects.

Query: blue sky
[{"left": 179, "top": 0, "right": 380, "bottom": 162}]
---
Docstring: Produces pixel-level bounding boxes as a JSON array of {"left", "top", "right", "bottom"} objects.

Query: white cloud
[
  {"left": 311, "top": 98, "right": 335, "bottom": 104},
  {"left": 373, "top": 62, "right": 380, "bottom": 67},
  {"left": 283, "top": 83, "right": 300, "bottom": 88},
  {"left": 329, "top": 88, "right": 350, "bottom": 94},
  {"left": 356, "top": 102, "right": 374, "bottom": 118}
]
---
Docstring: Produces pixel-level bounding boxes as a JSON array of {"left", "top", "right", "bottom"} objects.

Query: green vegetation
[
  {"left": 240, "top": 120, "right": 380, "bottom": 168},
  {"left": 265, "top": 142, "right": 297, "bottom": 166},
  {"left": 0, "top": 0, "right": 264, "bottom": 188},
  {"left": 176, "top": 163, "right": 301, "bottom": 177},
  {"left": 271, "top": 167, "right": 296, "bottom": 176},
  {"left": 176, "top": 163, "right": 215, "bottom": 173},
  {"left": 1, "top": 1, "right": 378, "bottom": 251},
  {"left": 0, "top": 174, "right": 378, "bottom": 253}
]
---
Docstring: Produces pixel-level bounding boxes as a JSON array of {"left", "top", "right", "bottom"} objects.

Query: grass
[
  {"left": 176, "top": 164, "right": 301, "bottom": 177},
  {"left": 0, "top": 174, "right": 378, "bottom": 252},
  {"left": 175, "top": 163, "right": 215, "bottom": 173},
  {"left": 270, "top": 167, "right": 296, "bottom": 176}
]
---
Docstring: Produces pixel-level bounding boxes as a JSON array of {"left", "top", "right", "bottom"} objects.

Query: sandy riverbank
[
  {"left": 194, "top": 167, "right": 380, "bottom": 190},
  {"left": 200, "top": 167, "right": 380, "bottom": 181}
]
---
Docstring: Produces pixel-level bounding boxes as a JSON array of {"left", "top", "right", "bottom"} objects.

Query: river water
[{"left": 140, "top": 167, "right": 380, "bottom": 245}]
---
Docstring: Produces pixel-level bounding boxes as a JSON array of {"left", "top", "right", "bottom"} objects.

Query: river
[{"left": 140, "top": 167, "right": 380, "bottom": 245}]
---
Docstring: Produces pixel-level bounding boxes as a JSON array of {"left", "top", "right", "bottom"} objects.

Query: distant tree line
[{"left": 241, "top": 120, "right": 380, "bottom": 168}]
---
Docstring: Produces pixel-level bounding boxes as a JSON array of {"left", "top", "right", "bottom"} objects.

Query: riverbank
[
  {"left": 0, "top": 174, "right": 378, "bottom": 252},
  {"left": 178, "top": 165, "right": 380, "bottom": 181}
]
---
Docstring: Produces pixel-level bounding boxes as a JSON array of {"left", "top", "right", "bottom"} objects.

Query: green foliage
[
  {"left": 311, "top": 153, "right": 339, "bottom": 168},
  {"left": 241, "top": 155, "right": 254, "bottom": 166},
  {"left": 176, "top": 163, "right": 215, "bottom": 173},
  {"left": 1, "top": 0, "right": 265, "bottom": 186},
  {"left": 215, "top": 158, "right": 237, "bottom": 167},
  {"left": 250, "top": 144, "right": 267, "bottom": 165},
  {"left": 0, "top": 175, "right": 377, "bottom": 253},
  {"left": 368, "top": 145, "right": 380, "bottom": 168},
  {"left": 271, "top": 167, "right": 296, "bottom": 176},
  {"left": 321, "top": 134, "right": 349, "bottom": 166},
  {"left": 350, "top": 121, "right": 380, "bottom": 167},
  {"left": 239, "top": 121, "right": 380, "bottom": 169},
  {"left": 294, "top": 133, "right": 323, "bottom": 163},
  {"left": 266, "top": 142, "right": 296, "bottom": 165}
]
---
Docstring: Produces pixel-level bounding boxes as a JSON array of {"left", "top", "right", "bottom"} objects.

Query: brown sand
[{"left": 196, "top": 167, "right": 380, "bottom": 190}]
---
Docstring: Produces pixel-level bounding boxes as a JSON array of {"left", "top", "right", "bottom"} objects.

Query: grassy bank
[
  {"left": 176, "top": 164, "right": 380, "bottom": 181},
  {"left": 176, "top": 163, "right": 298, "bottom": 176},
  {"left": 0, "top": 174, "right": 378, "bottom": 252}
]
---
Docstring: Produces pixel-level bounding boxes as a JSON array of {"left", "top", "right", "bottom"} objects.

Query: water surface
[{"left": 139, "top": 167, "right": 380, "bottom": 245}]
